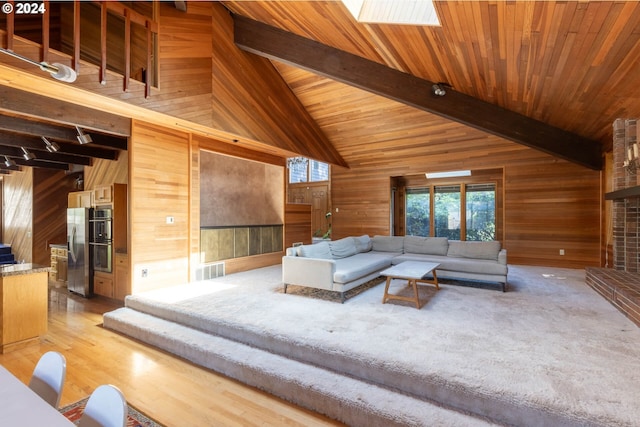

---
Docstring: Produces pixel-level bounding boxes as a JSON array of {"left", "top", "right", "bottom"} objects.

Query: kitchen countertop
[{"left": 0, "top": 263, "right": 50, "bottom": 277}]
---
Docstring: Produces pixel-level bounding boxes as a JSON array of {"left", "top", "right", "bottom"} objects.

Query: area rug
[
  {"left": 60, "top": 397, "right": 164, "bottom": 427},
  {"left": 277, "top": 276, "right": 385, "bottom": 302}
]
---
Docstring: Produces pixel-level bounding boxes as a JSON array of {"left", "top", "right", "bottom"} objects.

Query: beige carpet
[{"left": 104, "top": 265, "right": 640, "bottom": 427}]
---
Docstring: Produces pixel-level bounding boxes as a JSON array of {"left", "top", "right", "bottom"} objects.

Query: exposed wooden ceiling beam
[
  {"left": 0, "top": 130, "right": 119, "bottom": 161},
  {"left": 0, "top": 86, "right": 131, "bottom": 137},
  {"left": 233, "top": 15, "right": 603, "bottom": 171},
  {"left": 0, "top": 114, "right": 127, "bottom": 150}
]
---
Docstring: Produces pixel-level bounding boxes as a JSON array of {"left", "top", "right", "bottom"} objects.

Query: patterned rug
[
  {"left": 278, "top": 276, "right": 385, "bottom": 302},
  {"left": 60, "top": 397, "right": 164, "bottom": 427}
]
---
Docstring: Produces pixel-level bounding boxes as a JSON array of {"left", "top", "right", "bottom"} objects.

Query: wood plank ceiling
[{"left": 221, "top": 1, "right": 640, "bottom": 170}]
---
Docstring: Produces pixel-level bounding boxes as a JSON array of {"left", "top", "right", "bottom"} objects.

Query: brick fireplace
[{"left": 586, "top": 118, "right": 640, "bottom": 327}]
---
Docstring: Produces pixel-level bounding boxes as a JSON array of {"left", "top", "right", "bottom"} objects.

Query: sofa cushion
[
  {"left": 333, "top": 253, "right": 394, "bottom": 284},
  {"left": 372, "top": 235, "right": 405, "bottom": 253},
  {"left": 298, "top": 241, "right": 332, "bottom": 259},
  {"left": 447, "top": 240, "right": 501, "bottom": 261},
  {"left": 393, "top": 253, "right": 507, "bottom": 276},
  {"left": 403, "top": 236, "right": 449, "bottom": 256},
  {"left": 353, "top": 235, "right": 373, "bottom": 253},
  {"left": 329, "top": 237, "right": 358, "bottom": 259}
]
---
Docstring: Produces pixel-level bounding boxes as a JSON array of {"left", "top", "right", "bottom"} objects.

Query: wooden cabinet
[
  {"left": 93, "top": 272, "right": 114, "bottom": 298},
  {"left": 0, "top": 269, "right": 48, "bottom": 353},
  {"left": 114, "top": 253, "right": 129, "bottom": 301},
  {"left": 92, "top": 183, "right": 128, "bottom": 301},
  {"left": 49, "top": 246, "right": 67, "bottom": 284},
  {"left": 93, "top": 184, "right": 113, "bottom": 205},
  {"left": 68, "top": 190, "right": 93, "bottom": 208}
]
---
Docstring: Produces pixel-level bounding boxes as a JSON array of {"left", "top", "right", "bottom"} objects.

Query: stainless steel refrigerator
[{"left": 67, "top": 207, "right": 93, "bottom": 297}]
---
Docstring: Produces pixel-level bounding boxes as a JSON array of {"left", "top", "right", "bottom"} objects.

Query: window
[
  {"left": 406, "top": 189, "right": 430, "bottom": 236},
  {"left": 466, "top": 184, "right": 496, "bottom": 241},
  {"left": 310, "top": 160, "right": 330, "bottom": 182},
  {"left": 405, "top": 183, "right": 496, "bottom": 241},
  {"left": 287, "top": 158, "right": 329, "bottom": 183},
  {"left": 435, "top": 185, "right": 461, "bottom": 239}
]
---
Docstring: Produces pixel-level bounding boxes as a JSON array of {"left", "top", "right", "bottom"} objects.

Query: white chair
[
  {"left": 28, "top": 351, "right": 67, "bottom": 408},
  {"left": 78, "top": 384, "right": 127, "bottom": 427}
]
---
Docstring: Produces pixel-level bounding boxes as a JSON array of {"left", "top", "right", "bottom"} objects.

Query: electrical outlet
[
  {"left": 141, "top": 268, "right": 148, "bottom": 277},
  {"left": 559, "top": 249, "right": 565, "bottom": 256}
]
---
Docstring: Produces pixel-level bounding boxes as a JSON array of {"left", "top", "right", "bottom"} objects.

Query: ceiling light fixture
[
  {"left": 42, "top": 136, "right": 60, "bottom": 153},
  {"left": 0, "top": 47, "right": 77, "bottom": 83},
  {"left": 3, "top": 156, "right": 15, "bottom": 168},
  {"left": 432, "top": 83, "right": 446, "bottom": 97},
  {"left": 75, "top": 126, "right": 92, "bottom": 144},
  {"left": 21, "top": 147, "right": 35, "bottom": 161},
  {"left": 425, "top": 170, "right": 471, "bottom": 179},
  {"left": 341, "top": 0, "right": 440, "bottom": 26}
]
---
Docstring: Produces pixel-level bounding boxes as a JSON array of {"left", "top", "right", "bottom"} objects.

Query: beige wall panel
[
  {"left": 130, "top": 121, "right": 190, "bottom": 293},
  {"left": 200, "top": 150, "right": 284, "bottom": 227}
]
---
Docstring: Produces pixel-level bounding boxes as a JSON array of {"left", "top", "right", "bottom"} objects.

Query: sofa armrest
[
  {"left": 498, "top": 249, "right": 507, "bottom": 265},
  {"left": 282, "top": 256, "right": 337, "bottom": 290}
]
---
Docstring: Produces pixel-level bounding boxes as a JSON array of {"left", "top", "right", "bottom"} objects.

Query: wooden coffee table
[{"left": 380, "top": 261, "right": 440, "bottom": 309}]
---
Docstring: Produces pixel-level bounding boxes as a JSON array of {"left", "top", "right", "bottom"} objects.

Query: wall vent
[{"left": 196, "top": 262, "right": 225, "bottom": 281}]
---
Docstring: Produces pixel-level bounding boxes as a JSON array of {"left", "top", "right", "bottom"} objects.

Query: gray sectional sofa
[{"left": 282, "top": 235, "right": 508, "bottom": 302}]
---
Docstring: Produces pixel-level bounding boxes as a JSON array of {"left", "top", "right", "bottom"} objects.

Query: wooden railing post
[{"left": 73, "top": 0, "right": 80, "bottom": 73}]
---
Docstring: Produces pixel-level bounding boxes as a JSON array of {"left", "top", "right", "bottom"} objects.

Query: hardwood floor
[{"left": 0, "top": 286, "right": 343, "bottom": 427}]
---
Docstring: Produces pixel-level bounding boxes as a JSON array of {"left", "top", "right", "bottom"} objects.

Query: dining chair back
[
  {"left": 28, "top": 351, "right": 67, "bottom": 408},
  {"left": 78, "top": 384, "right": 127, "bottom": 427}
]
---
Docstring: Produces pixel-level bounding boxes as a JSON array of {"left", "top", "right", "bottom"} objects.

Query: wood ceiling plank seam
[
  {"left": 460, "top": 2, "right": 488, "bottom": 99},
  {"left": 487, "top": 2, "right": 505, "bottom": 104},
  {"left": 591, "top": 1, "right": 635, "bottom": 67}
]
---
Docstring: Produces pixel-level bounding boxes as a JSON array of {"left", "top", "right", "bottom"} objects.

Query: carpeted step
[
  {"left": 104, "top": 307, "right": 498, "bottom": 427},
  {"left": 120, "top": 293, "right": 601, "bottom": 427}
]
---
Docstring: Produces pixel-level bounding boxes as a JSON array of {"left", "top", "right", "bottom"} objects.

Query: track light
[
  {"left": 21, "top": 147, "right": 35, "bottom": 161},
  {"left": 432, "top": 83, "right": 446, "bottom": 97},
  {"left": 42, "top": 136, "right": 60, "bottom": 153},
  {"left": 0, "top": 47, "right": 77, "bottom": 83},
  {"left": 75, "top": 126, "right": 92, "bottom": 144},
  {"left": 4, "top": 156, "right": 15, "bottom": 168}
]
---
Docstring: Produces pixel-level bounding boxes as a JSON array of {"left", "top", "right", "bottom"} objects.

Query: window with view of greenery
[
  {"left": 405, "top": 183, "right": 496, "bottom": 241},
  {"left": 466, "top": 184, "right": 496, "bottom": 241},
  {"left": 435, "top": 185, "right": 461, "bottom": 239},
  {"left": 406, "top": 189, "right": 430, "bottom": 236}
]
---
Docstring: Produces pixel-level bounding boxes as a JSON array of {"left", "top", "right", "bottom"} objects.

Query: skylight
[
  {"left": 341, "top": 0, "right": 440, "bottom": 26},
  {"left": 425, "top": 170, "right": 472, "bottom": 179}
]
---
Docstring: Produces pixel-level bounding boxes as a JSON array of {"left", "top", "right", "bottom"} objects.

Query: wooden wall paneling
[
  {"left": 209, "top": 3, "right": 346, "bottom": 167},
  {"left": 2, "top": 169, "right": 32, "bottom": 263},
  {"left": 190, "top": 134, "right": 200, "bottom": 282},
  {"left": 130, "top": 120, "right": 190, "bottom": 294},
  {"left": 84, "top": 150, "right": 128, "bottom": 191},
  {"left": 504, "top": 162, "right": 601, "bottom": 268},
  {"left": 32, "top": 168, "right": 78, "bottom": 266}
]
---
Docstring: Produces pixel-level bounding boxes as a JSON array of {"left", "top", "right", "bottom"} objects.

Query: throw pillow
[
  {"left": 371, "top": 235, "right": 405, "bottom": 253},
  {"left": 298, "top": 241, "right": 333, "bottom": 259},
  {"left": 329, "top": 237, "right": 358, "bottom": 259},
  {"left": 353, "top": 235, "right": 372, "bottom": 253},
  {"left": 403, "top": 236, "right": 449, "bottom": 255}
]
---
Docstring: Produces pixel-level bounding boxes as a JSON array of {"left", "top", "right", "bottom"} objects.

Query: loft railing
[{"left": 1, "top": 0, "right": 158, "bottom": 97}]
